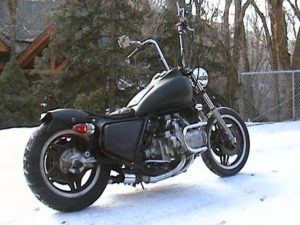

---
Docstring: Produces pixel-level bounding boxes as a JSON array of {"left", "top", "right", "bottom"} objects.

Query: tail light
[{"left": 72, "top": 123, "right": 95, "bottom": 135}]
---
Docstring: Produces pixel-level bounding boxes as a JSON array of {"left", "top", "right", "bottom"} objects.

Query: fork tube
[
  {"left": 200, "top": 86, "right": 236, "bottom": 147},
  {"left": 203, "top": 93, "right": 216, "bottom": 110}
]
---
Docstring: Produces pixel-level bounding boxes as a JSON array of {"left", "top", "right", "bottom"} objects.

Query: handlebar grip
[
  {"left": 187, "top": 26, "right": 194, "bottom": 32},
  {"left": 177, "top": 20, "right": 194, "bottom": 33},
  {"left": 125, "top": 58, "right": 131, "bottom": 64}
]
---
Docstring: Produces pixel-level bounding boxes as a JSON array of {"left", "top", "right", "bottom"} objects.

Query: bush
[
  {"left": 0, "top": 58, "right": 37, "bottom": 128},
  {"left": 74, "top": 88, "right": 106, "bottom": 114}
]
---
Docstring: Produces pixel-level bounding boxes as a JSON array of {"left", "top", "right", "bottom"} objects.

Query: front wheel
[
  {"left": 23, "top": 124, "right": 111, "bottom": 212},
  {"left": 201, "top": 107, "right": 250, "bottom": 177}
]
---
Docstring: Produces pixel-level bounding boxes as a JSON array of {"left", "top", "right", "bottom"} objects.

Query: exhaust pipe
[
  {"left": 112, "top": 155, "right": 187, "bottom": 185},
  {"left": 142, "top": 155, "right": 187, "bottom": 184},
  {"left": 124, "top": 174, "right": 137, "bottom": 184}
]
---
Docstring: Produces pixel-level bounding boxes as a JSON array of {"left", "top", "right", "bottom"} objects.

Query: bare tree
[
  {"left": 224, "top": 0, "right": 251, "bottom": 106},
  {"left": 250, "top": 0, "right": 278, "bottom": 69},
  {"left": 268, "top": 0, "right": 291, "bottom": 69},
  {"left": 232, "top": 0, "right": 251, "bottom": 72},
  {"left": 286, "top": 0, "right": 300, "bottom": 68},
  {"left": 222, "top": 0, "right": 232, "bottom": 46}
]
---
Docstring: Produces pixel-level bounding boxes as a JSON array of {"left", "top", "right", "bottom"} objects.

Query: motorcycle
[{"left": 23, "top": 3, "right": 250, "bottom": 212}]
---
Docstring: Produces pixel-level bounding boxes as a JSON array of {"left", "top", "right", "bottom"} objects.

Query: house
[
  {"left": 0, "top": 39, "right": 9, "bottom": 70},
  {"left": 0, "top": 0, "right": 63, "bottom": 75}
]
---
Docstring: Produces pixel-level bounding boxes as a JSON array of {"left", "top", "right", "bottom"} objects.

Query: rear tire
[
  {"left": 23, "top": 124, "right": 111, "bottom": 212},
  {"left": 201, "top": 107, "right": 250, "bottom": 177}
]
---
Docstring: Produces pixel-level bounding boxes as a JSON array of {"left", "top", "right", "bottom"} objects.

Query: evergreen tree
[
  {"left": 35, "top": 0, "right": 153, "bottom": 111},
  {"left": 0, "top": 58, "right": 37, "bottom": 128},
  {"left": 74, "top": 88, "right": 106, "bottom": 114}
]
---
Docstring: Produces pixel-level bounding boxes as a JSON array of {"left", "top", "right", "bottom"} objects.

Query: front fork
[{"left": 202, "top": 92, "right": 237, "bottom": 148}]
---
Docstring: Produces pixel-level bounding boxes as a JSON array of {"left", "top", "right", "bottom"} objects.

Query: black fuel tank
[{"left": 127, "top": 69, "right": 193, "bottom": 116}]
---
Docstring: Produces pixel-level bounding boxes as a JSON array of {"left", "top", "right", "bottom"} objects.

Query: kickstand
[{"left": 141, "top": 182, "right": 145, "bottom": 190}]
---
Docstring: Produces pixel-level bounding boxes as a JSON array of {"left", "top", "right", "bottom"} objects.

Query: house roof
[
  {"left": 0, "top": 39, "right": 8, "bottom": 52},
  {"left": 18, "top": 25, "right": 55, "bottom": 68},
  {"left": 0, "top": 0, "right": 61, "bottom": 54}
]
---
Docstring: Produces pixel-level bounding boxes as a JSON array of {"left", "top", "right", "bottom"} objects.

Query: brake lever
[{"left": 125, "top": 44, "right": 143, "bottom": 64}]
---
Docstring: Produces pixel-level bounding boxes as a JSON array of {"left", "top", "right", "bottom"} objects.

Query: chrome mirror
[
  {"left": 118, "top": 35, "right": 131, "bottom": 49},
  {"left": 192, "top": 68, "right": 209, "bottom": 87}
]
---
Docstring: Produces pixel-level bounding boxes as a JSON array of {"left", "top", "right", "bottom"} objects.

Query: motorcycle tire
[
  {"left": 201, "top": 107, "right": 250, "bottom": 177},
  {"left": 23, "top": 123, "right": 111, "bottom": 212}
]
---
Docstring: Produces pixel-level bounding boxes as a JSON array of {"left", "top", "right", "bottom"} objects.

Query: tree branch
[
  {"left": 286, "top": 0, "right": 300, "bottom": 21},
  {"left": 250, "top": 0, "right": 272, "bottom": 46},
  {"left": 222, "top": 0, "right": 232, "bottom": 44},
  {"left": 238, "top": 0, "right": 252, "bottom": 23},
  {"left": 250, "top": 0, "right": 278, "bottom": 69}
]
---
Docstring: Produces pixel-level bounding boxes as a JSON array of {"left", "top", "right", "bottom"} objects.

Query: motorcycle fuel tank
[{"left": 127, "top": 69, "right": 193, "bottom": 116}]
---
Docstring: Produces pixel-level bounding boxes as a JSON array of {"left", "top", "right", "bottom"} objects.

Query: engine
[{"left": 143, "top": 114, "right": 207, "bottom": 162}]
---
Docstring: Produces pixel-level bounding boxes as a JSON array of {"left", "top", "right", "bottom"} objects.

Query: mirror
[
  {"left": 118, "top": 35, "right": 131, "bottom": 49},
  {"left": 192, "top": 68, "right": 209, "bottom": 87}
]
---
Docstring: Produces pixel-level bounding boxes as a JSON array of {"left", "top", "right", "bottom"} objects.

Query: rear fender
[{"left": 41, "top": 108, "right": 92, "bottom": 132}]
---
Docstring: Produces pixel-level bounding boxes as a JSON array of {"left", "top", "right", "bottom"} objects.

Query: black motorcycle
[{"left": 23, "top": 3, "right": 250, "bottom": 212}]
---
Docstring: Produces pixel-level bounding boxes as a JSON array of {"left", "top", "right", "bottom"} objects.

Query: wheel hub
[
  {"left": 219, "top": 142, "right": 239, "bottom": 156},
  {"left": 211, "top": 125, "right": 240, "bottom": 156},
  {"left": 220, "top": 130, "right": 240, "bottom": 156},
  {"left": 60, "top": 149, "right": 96, "bottom": 174}
]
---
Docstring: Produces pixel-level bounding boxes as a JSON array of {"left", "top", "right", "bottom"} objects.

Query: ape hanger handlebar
[{"left": 118, "top": 36, "right": 171, "bottom": 71}]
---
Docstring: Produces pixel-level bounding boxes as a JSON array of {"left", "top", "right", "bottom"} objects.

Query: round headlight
[{"left": 192, "top": 68, "right": 208, "bottom": 87}]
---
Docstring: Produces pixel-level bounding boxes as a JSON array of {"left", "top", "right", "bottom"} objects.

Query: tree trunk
[
  {"left": 222, "top": 0, "right": 232, "bottom": 45},
  {"left": 232, "top": 0, "right": 242, "bottom": 72},
  {"left": 287, "top": 0, "right": 300, "bottom": 68},
  {"left": 292, "top": 29, "right": 300, "bottom": 68},
  {"left": 268, "top": 0, "right": 291, "bottom": 70},
  {"left": 268, "top": 0, "right": 292, "bottom": 120},
  {"left": 227, "top": 0, "right": 250, "bottom": 107}
]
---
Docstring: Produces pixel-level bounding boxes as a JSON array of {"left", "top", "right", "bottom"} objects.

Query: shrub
[
  {"left": 74, "top": 88, "right": 106, "bottom": 114},
  {"left": 0, "top": 58, "right": 37, "bottom": 128}
]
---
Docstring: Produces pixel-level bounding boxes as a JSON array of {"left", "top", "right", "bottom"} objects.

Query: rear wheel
[
  {"left": 23, "top": 124, "right": 111, "bottom": 212},
  {"left": 201, "top": 108, "right": 250, "bottom": 177}
]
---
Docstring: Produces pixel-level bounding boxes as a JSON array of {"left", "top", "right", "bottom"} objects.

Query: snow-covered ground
[{"left": 0, "top": 121, "right": 300, "bottom": 225}]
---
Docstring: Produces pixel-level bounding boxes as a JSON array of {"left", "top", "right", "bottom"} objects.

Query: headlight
[{"left": 192, "top": 68, "right": 208, "bottom": 87}]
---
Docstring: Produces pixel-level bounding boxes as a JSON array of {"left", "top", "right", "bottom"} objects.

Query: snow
[{"left": 1, "top": 121, "right": 300, "bottom": 225}]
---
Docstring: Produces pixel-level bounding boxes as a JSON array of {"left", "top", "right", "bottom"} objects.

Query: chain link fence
[{"left": 239, "top": 70, "right": 300, "bottom": 122}]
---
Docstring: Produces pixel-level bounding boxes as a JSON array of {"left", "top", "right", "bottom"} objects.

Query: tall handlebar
[
  {"left": 123, "top": 2, "right": 193, "bottom": 71},
  {"left": 126, "top": 39, "right": 171, "bottom": 71},
  {"left": 176, "top": 1, "right": 194, "bottom": 69}
]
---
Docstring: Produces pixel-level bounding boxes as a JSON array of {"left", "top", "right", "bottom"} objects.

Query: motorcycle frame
[{"left": 124, "top": 11, "right": 237, "bottom": 148}]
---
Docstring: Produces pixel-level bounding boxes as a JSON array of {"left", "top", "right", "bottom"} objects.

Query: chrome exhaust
[
  {"left": 142, "top": 155, "right": 187, "bottom": 183},
  {"left": 118, "top": 155, "right": 188, "bottom": 185}
]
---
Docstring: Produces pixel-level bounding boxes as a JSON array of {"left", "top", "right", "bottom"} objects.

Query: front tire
[
  {"left": 23, "top": 124, "right": 111, "bottom": 212},
  {"left": 201, "top": 107, "right": 250, "bottom": 177}
]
